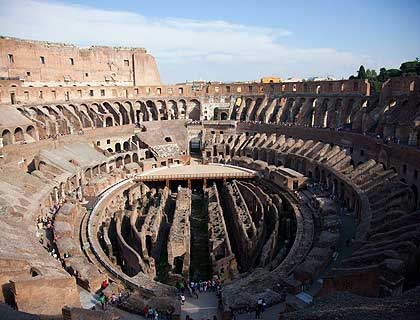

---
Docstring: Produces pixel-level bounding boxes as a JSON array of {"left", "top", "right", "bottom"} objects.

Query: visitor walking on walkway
[{"left": 99, "top": 293, "right": 106, "bottom": 310}]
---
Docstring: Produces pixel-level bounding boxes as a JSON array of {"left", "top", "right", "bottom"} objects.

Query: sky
[{"left": 0, "top": 0, "right": 419, "bottom": 84}]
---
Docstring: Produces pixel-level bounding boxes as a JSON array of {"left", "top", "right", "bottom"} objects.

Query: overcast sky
[{"left": 0, "top": 0, "right": 419, "bottom": 83}]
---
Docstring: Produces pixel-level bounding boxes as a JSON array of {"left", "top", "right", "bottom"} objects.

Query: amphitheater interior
[{"left": 1, "top": 37, "right": 420, "bottom": 320}]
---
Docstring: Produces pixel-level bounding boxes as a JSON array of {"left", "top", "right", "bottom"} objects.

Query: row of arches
[
  {"left": 1, "top": 125, "right": 37, "bottom": 146},
  {"left": 43, "top": 150, "right": 143, "bottom": 206},
  {"left": 232, "top": 95, "right": 369, "bottom": 131},
  {"left": 13, "top": 99, "right": 202, "bottom": 142}
]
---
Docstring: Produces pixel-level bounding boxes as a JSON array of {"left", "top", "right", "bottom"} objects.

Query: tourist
[
  {"left": 99, "top": 293, "right": 106, "bottom": 310},
  {"left": 192, "top": 285, "right": 198, "bottom": 299},
  {"left": 180, "top": 282, "right": 185, "bottom": 294},
  {"left": 144, "top": 305, "right": 149, "bottom": 317},
  {"left": 148, "top": 307, "right": 154, "bottom": 319},
  {"left": 101, "top": 279, "right": 109, "bottom": 289},
  {"left": 180, "top": 294, "right": 186, "bottom": 305},
  {"left": 111, "top": 293, "right": 117, "bottom": 304},
  {"left": 261, "top": 298, "right": 266, "bottom": 313},
  {"left": 256, "top": 298, "right": 263, "bottom": 318},
  {"left": 255, "top": 303, "right": 261, "bottom": 319}
]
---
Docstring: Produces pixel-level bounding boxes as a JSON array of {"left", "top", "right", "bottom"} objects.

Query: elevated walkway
[{"left": 134, "top": 164, "right": 256, "bottom": 182}]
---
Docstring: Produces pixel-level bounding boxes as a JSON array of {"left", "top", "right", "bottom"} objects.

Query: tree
[
  {"left": 400, "top": 61, "right": 420, "bottom": 75},
  {"left": 378, "top": 68, "right": 387, "bottom": 82},
  {"left": 385, "top": 69, "right": 402, "bottom": 77},
  {"left": 365, "top": 69, "right": 377, "bottom": 79},
  {"left": 357, "top": 65, "right": 366, "bottom": 79}
]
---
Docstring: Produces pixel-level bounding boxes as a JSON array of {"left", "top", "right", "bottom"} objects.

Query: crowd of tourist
[
  {"left": 142, "top": 305, "right": 176, "bottom": 320},
  {"left": 35, "top": 204, "right": 61, "bottom": 258},
  {"left": 176, "top": 278, "right": 222, "bottom": 299},
  {"left": 173, "top": 278, "right": 225, "bottom": 320}
]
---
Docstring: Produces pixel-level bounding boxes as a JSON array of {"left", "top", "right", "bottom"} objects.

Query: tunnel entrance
[{"left": 189, "top": 192, "right": 212, "bottom": 281}]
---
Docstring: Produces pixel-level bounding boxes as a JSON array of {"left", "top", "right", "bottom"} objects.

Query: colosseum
[{"left": 0, "top": 35, "right": 420, "bottom": 320}]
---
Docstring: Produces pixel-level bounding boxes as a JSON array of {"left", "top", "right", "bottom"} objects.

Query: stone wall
[
  {"left": 10, "top": 275, "right": 80, "bottom": 316},
  {"left": 0, "top": 36, "right": 161, "bottom": 86},
  {"left": 206, "top": 184, "right": 237, "bottom": 280},
  {"left": 167, "top": 188, "right": 191, "bottom": 281}
]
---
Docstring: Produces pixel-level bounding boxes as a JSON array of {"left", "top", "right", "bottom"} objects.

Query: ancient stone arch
[
  {"left": 1, "top": 129, "right": 13, "bottom": 146},
  {"left": 14, "top": 127, "right": 24, "bottom": 142},
  {"left": 188, "top": 99, "right": 201, "bottom": 120}
]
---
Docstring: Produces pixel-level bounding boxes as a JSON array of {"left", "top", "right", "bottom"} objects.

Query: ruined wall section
[
  {"left": 167, "top": 188, "right": 191, "bottom": 281},
  {"left": 138, "top": 187, "right": 171, "bottom": 277},
  {"left": 206, "top": 184, "right": 237, "bottom": 280},
  {"left": 221, "top": 180, "right": 258, "bottom": 272},
  {"left": 0, "top": 37, "right": 161, "bottom": 86}
]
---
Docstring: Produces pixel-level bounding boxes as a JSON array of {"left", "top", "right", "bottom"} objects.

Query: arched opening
[
  {"left": 103, "top": 102, "right": 121, "bottom": 125},
  {"left": 249, "top": 98, "right": 263, "bottom": 121},
  {"left": 1, "top": 129, "right": 12, "bottom": 146},
  {"left": 188, "top": 99, "right": 201, "bottom": 120},
  {"left": 133, "top": 153, "right": 139, "bottom": 163},
  {"left": 240, "top": 98, "right": 253, "bottom": 121},
  {"left": 123, "top": 141, "right": 130, "bottom": 151},
  {"left": 92, "top": 165, "right": 100, "bottom": 176},
  {"left": 116, "top": 157, "right": 123, "bottom": 168},
  {"left": 124, "top": 154, "right": 131, "bottom": 164},
  {"left": 178, "top": 99, "right": 187, "bottom": 119},
  {"left": 146, "top": 101, "right": 159, "bottom": 120},
  {"left": 100, "top": 163, "right": 107, "bottom": 173},
  {"left": 167, "top": 100, "right": 178, "bottom": 119},
  {"left": 30, "top": 267, "right": 41, "bottom": 277},
  {"left": 105, "top": 117, "right": 113, "bottom": 127},
  {"left": 115, "top": 143, "right": 121, "bottom": 152},
  {"left": 26, "top": 125, "right": 36, "bottom": 140},
  {"left": 118, "top": 103, "right": 130, "bottom": 125},
  {"left": 343, "top": 99, "right": 355, "bottom": 126},
  {"left": 14, "top": 127, "right": 24, "bottom": 142},
  {"left": 317, "top": 99, "right": 329, "bottom": 128},
  {"left": 157, "top": 100, "right": 168, "bottom": 120},
  {"left": 220, "top": 112, "right": 228, "bottom": 120}
]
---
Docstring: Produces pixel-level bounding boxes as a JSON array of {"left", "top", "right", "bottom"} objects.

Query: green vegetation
[{"left": 349, "top": 58, "right": 420, "bottom": 93}]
